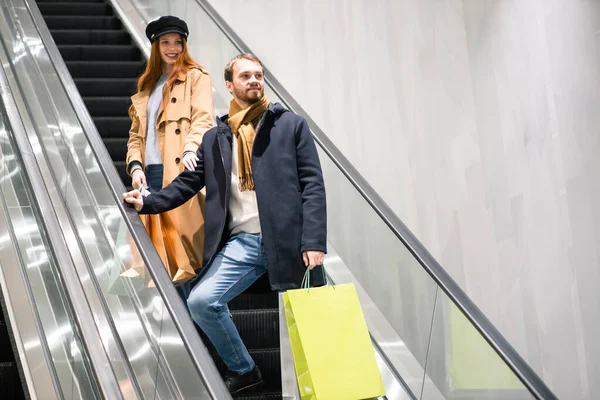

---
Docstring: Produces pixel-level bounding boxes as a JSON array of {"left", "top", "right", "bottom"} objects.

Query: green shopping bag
[{"left": 283, "top": 269, "right": 385, "bottom": 400}]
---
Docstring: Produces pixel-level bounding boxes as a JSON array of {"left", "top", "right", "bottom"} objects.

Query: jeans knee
[{"left": 187, "top": 289, "right": 221, "bottom": 322}]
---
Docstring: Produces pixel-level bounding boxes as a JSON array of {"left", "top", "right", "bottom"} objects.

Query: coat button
[
  {"left": 175, "top": 128, "right": 181, "bottom": 135},
  {"left": 175, "top": 157, "right": 181, "bottom": 164},
  {"left": 171, "top": 97, "right": 177, "bottom": 103}
]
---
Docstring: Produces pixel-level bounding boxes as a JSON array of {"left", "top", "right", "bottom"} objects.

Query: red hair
[{"left": 129, "top": 36, "right": 201, "bottom": 120}]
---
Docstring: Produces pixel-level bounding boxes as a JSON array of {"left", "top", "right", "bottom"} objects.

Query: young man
[{"left": 123, "top": 53, "right": 327, "bottom": 394}]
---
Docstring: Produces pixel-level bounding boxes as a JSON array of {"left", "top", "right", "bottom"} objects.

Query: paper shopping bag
[{"left": 284, "top": 280, "right": 385, "bottom": 399}]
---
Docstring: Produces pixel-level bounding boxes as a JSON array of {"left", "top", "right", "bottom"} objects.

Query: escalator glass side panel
[
  {"left": 421, "top": 288, "right": 533, "bottom": 400},
  {"left": 0, "top": 87, "right": 99, "bottom": 400}
]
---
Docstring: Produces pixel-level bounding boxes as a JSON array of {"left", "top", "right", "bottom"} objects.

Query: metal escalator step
[
  {"left": 74, "top": 78, "right": 137, "bottom": 97},
  {"left": 58, "top": 44, "right": 141, "bottom": 61},
  {"left": 114, "top": 161, "right": 128, "bottom": 185},
  {"left": 83, "top": 96, "right": 131, "bottom": 117},
  {"left": 0, "top": 362, "right": 25, "bottom": 400},
  {"left": 0, "top": 321, "right": 14, "bottom": 363},
  {"left": 93, "top": 116, "right": 132, "bottom": 138},
  {"left": 229, "top": 292, "right": 279, "bottom": 310},
  {"left": 231, "top": 309, "right": 279, "bottom": 349},
  {"left": 50, "top": 29, "right": 131, "bottom": 45},
  {"left": 66, "top": 61, "right": 145, "bottom": 78},
  {"left": 210, "top": 348, "right": 282, "bottom": 392},
  {"left": 103, "top": 137, "right": 128, "bottom": 161},
  {"left": 38, "top": 2, "right": 113, "bottom": 16},
  {"left": 43, "top": 15, "right": 121, "bottom": 30},
  {"left": 198, "top": 309, "right": 280, "bottom": 351},
  {"left": 235, "top": 392, "right": 282, "bottom": 400}
]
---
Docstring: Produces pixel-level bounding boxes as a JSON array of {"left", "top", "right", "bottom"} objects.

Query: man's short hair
[{"left": 224, "top": 53, "right": 264, "bottom": 82}]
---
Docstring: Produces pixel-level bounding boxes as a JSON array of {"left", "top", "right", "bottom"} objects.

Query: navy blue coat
[{"left": 139, "top": 103, "right": 327, "bottom": 291}]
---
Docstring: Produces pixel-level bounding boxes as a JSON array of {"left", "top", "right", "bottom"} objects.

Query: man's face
[{"left": 226, "top": 59, "right": 264, "bottom": 105}]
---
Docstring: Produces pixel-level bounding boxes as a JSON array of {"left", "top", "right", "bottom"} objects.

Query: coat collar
[
  {"left": 130, "top": 68, "right": 196, "bottom": 116},
  {"left": 131, "top": 90, "right": 150, "bottom": 119},
  {"left": 176, "top": 69, "right": 188, "bottom": 82}
]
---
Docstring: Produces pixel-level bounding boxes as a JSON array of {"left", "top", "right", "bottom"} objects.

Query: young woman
[{"left": 126, "top": 16, "right": 214, "bottom": 299}]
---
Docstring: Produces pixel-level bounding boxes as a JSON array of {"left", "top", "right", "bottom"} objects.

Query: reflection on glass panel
[
  {"left": 422, "top": 288, "right": 533, "bottom": 400},
  {"left": 0, "top": 100, "right": 99, "bottom": 399},
  {"left": 2, "top": 0, "right": 213, "bottom": 397}
]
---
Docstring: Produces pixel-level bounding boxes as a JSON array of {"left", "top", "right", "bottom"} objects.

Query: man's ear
[{"left": 225, "top": 80, "right": 233, "bottom": 94}]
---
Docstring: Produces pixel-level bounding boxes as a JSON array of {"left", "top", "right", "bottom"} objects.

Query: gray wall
[{"left": 208, "top": 0, "right": 600, "bottom": 398}]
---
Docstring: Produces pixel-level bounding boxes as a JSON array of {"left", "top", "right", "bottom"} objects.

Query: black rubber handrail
[
  {"left": 21, "top": 0, "right": 232, "bottom": 398},
  {"left": 192, "top": 1, "right": 558, "bottom": 399}
]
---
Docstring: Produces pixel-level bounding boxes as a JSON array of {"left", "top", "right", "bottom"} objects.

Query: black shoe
[{"left": 224, "top": 366, "right": 264, "bottom": 394}]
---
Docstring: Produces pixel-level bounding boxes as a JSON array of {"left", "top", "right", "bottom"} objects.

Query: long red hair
[{"left": 129, "top": 37, "right": 200, "bottom": 121}]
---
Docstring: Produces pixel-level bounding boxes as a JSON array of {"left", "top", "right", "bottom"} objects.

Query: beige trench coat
[{"left": 126, "top": 67, "right": 214, "bottom": 271}]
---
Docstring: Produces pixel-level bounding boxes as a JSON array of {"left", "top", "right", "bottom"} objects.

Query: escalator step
[
  {"left": 74, "top": 78, "right": 137, "bottom": 97},
  {"left": 231, "top": 309, "right": 279, "bottom": 349},
  {"left": 235, "top": 392, "right": 282, "bottom": 400},
  {"left": 199, "top": 309, "right": 280, "bottom": 351},
  {"left": 66, "top": 61, "right": 145, "bottom": 78},
  {"left": 0, "top": 363, "right": 25, "bottom": 400},
  {"left": 0, "top": 321, "right": 13, "bottom": 363},
  {"left": 50, "top": 29, "right": 131, "bottom": 45},
  {"left": 210, "top": 348, "right": 282, "bottom": 392},
  {"left": 229, "top": 292, "right": 279, "bottom": 310},
  {"left": 114, "top": 161, "right": 129, "bottom": 185},
  {"left": 83, "top": 96, "right": 131, "bottom": 116},
  {"left": 38, "top": 2, "right": 113, "bottom": 16},
  {"left": 103, "top": 138, "right": 128, "bottom": 161},
  {"left": 93, "top": 116, "right": 132, "bottom": 138},
  {"left": 43, "top": 15, "right": 121, "bottom": 30},
  {"left": 57, "top": 45, "right": 141, "bottom": 61}
]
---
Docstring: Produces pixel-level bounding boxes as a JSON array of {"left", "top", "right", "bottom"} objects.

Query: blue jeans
[
  {"left": 146, "top": 164, "right": 191, "bottom": 302},
  {"left": 187, "top": 232, "right": 267, "bottom": 374},
  {"left": 145, "top": 164, "right": 164, "bottom": 193}
]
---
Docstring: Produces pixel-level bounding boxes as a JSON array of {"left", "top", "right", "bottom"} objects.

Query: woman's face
[{"left": 158, "top": 33, "right": 183, "bottom": 66}]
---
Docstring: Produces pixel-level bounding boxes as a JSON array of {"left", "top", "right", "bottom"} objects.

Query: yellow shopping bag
[{"left": 283, "top": 269, "right": 385, "bottom": 400}]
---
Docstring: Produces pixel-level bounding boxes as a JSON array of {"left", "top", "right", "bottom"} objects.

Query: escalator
[
  {"left": 36, "top": 1, "right": 284, "bottom": 398},
  {"left": 0, "top": 61, "right": 119, "bottom": 400},
  {"left": 0, "top": 0, "right": 561, "bottom": 399},
  {"left": 0, "top": 1, "right": 231, "bottom": 399},
  {"left": 0, "top": 292, "right": 26, "bottom": 399},
  {"left": 0, "top": 258, "right": 27, "bottom": 398},
  {"left": 36, "top": 0, "right": 143, "bottom": 185}
]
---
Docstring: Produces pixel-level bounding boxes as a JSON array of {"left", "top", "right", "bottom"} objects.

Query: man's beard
[{"left": 234, "top": 86, "right": 264, "bottom": 105}]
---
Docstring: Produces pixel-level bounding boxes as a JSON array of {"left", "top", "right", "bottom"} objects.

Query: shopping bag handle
[{"left": 301, "top": 266, "right": 335, "bottom": 291}]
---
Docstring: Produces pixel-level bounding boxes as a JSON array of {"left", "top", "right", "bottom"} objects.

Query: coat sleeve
[
  {"left": 125, "top": 104, "right": 144, "bottom": 175},
  {"left": 183, "top": 69, "right": 215, "bottom": 154},
  {"left": 140, "top": 142, "right": 206, "bottom": 214},
  {"left": 295, "top": 118, "right": 327, "bottom": 253}
]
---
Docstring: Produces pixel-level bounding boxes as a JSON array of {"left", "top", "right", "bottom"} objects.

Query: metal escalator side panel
[
  {"left": 0, "top": 37, "right": 124, "bottom": 398},
  {"left": 0, "top": 85, "right": 102, "bottom": 399},
  {"left": 7, "top": 0, "right": 231, "bottom": 398},
  {"left": 0, "top": 155, "right": 55, "bottom": 400}
]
